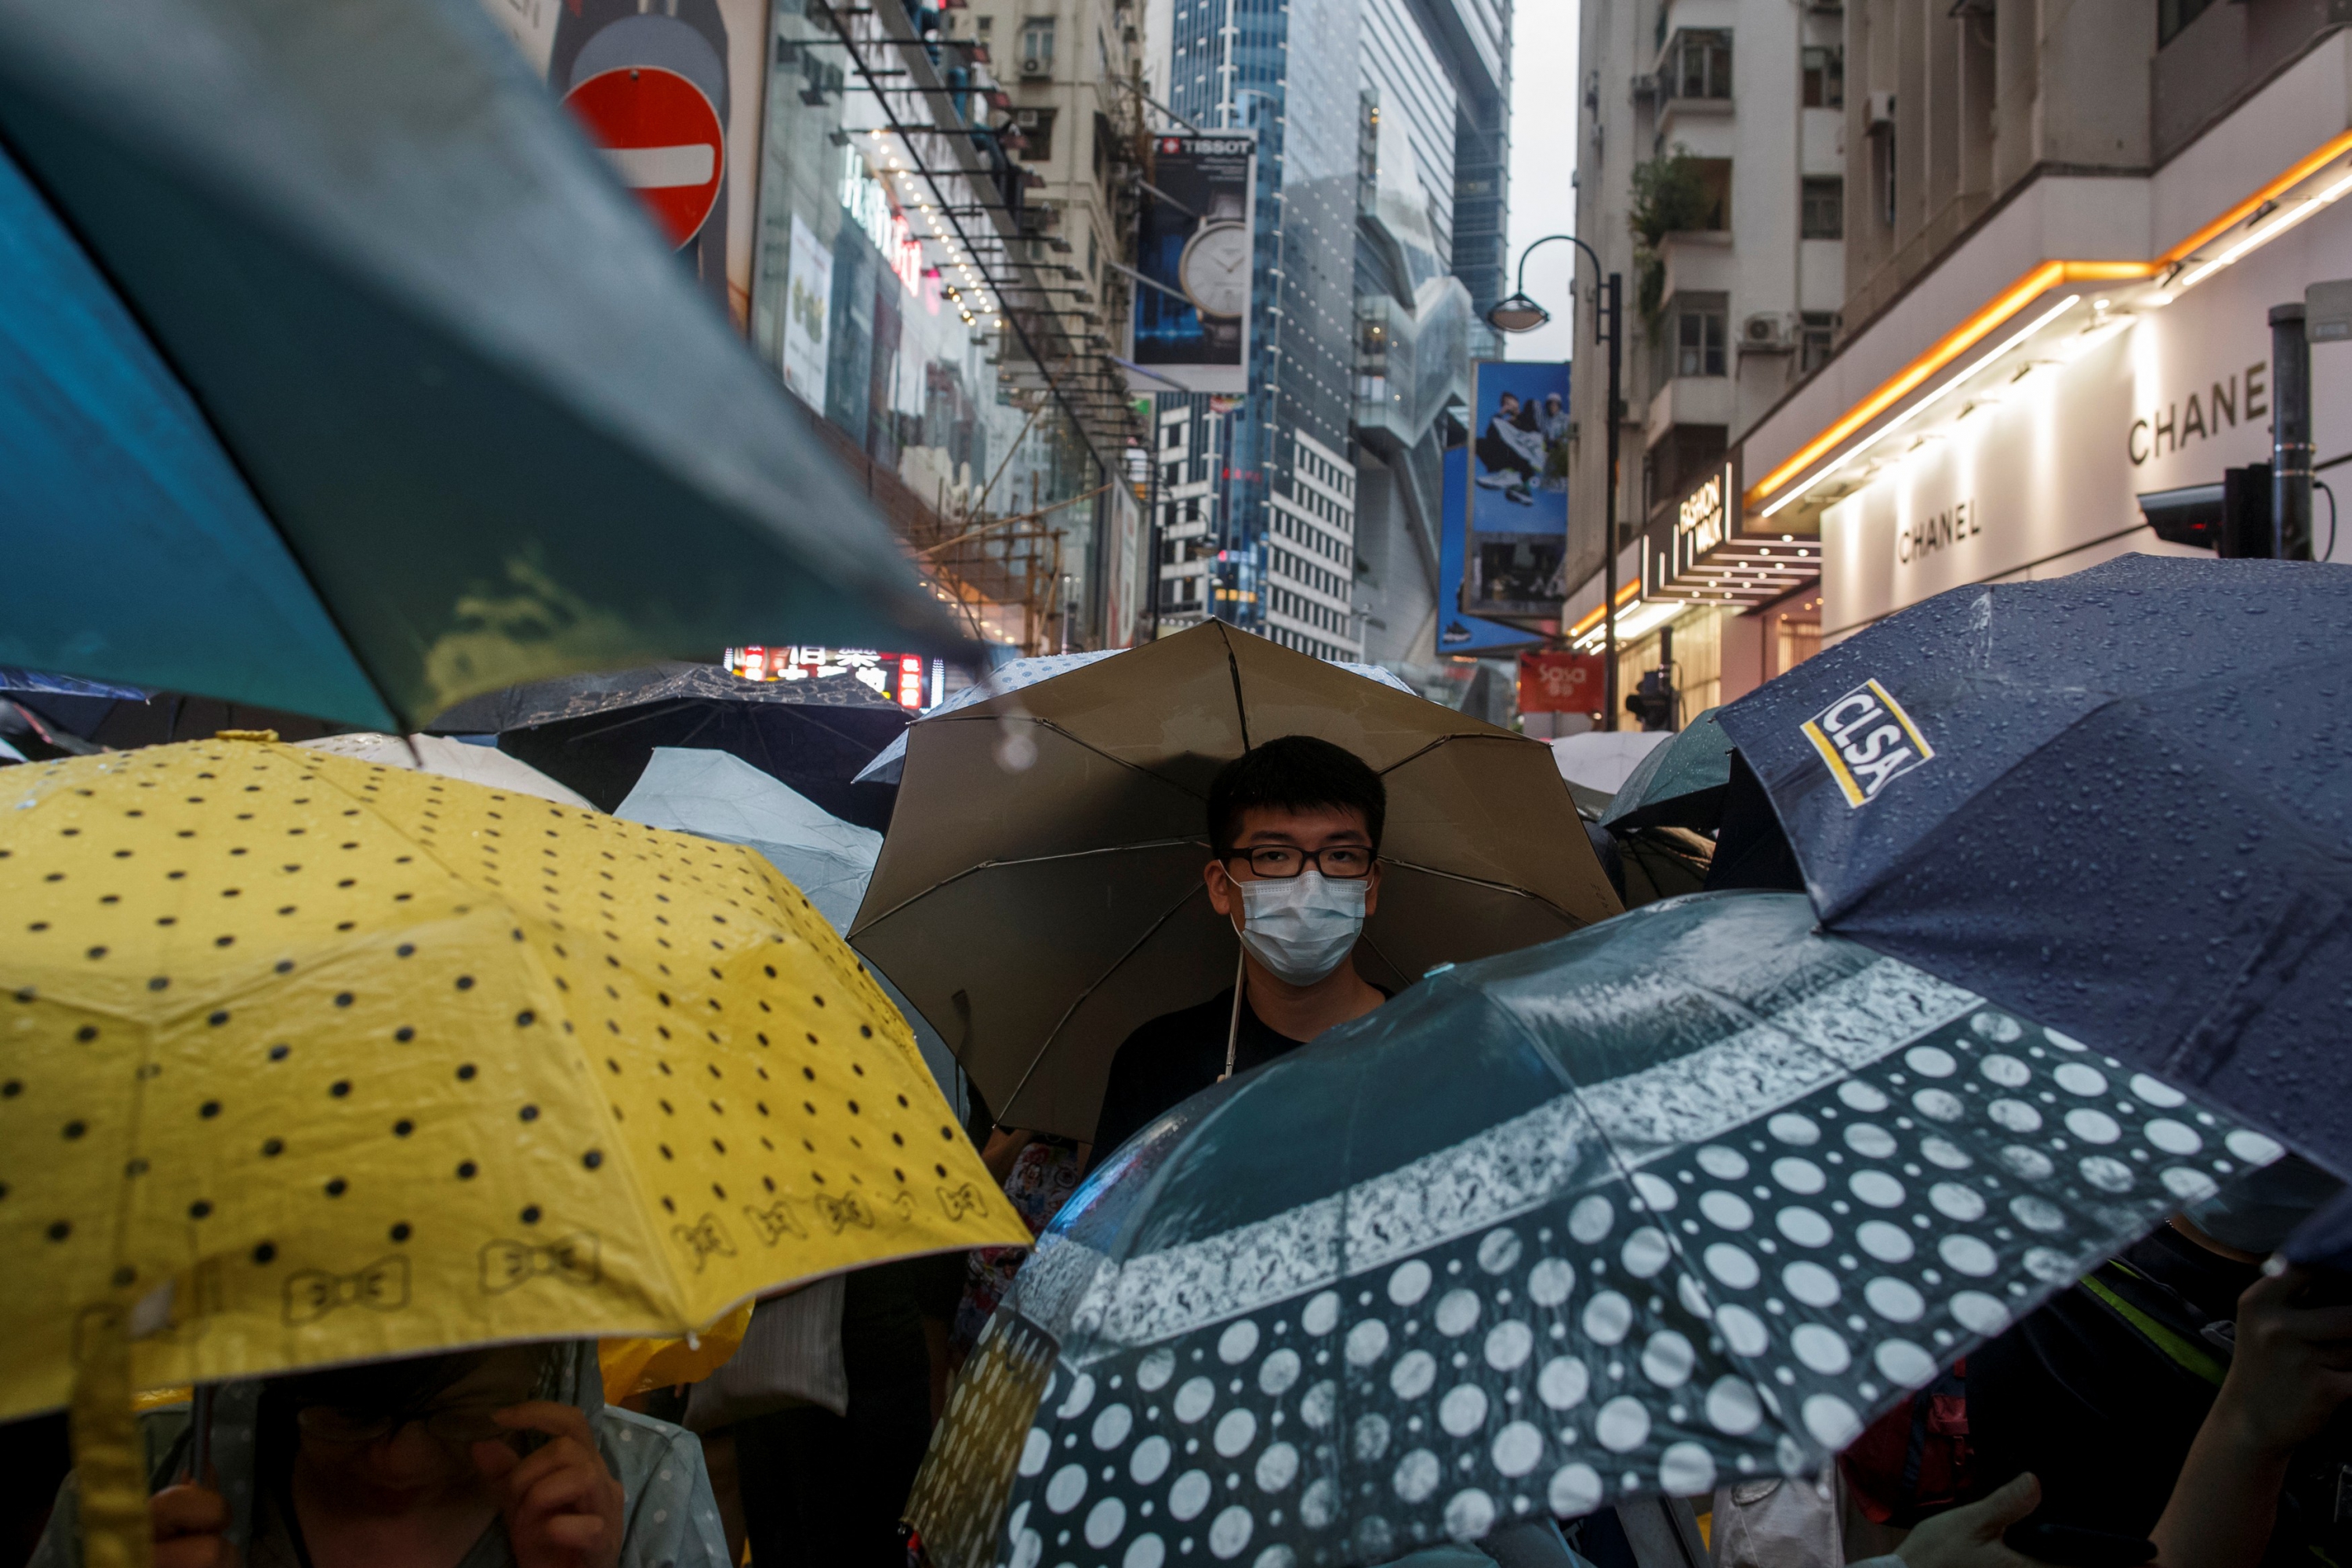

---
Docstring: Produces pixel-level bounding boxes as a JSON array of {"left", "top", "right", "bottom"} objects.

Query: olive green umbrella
[{"left": 848, "top": 622, "right": 1622, "bottom": 1142}]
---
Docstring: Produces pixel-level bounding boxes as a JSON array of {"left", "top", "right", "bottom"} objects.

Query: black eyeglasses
[{"left": 1221, "top": 845, "right": 1375, "bottom": 880}]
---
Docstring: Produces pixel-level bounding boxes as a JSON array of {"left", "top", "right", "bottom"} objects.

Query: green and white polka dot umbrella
[{"left": 904, "top": 891, "right": 2282, "bottom": 1567}]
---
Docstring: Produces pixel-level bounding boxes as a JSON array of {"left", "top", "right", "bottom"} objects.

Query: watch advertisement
[
  {"left": 1127, "top": 133, "right": 1256, "bottom": 394},
  {"left": 1465, "top": 360, "right": 1571, "bottom": 619}
]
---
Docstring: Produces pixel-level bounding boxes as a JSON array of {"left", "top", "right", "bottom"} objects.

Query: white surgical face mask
[{"left": 1236, "top": 870, "right": 1367, "bottom": 985}]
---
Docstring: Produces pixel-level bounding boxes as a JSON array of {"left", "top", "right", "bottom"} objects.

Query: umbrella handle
[
  {"left": 1219, "top": 946, "right": 1245, "bottom": 1082},
  {"left": 187, "top": 1384, "right": 214, "bottom": 1486}
]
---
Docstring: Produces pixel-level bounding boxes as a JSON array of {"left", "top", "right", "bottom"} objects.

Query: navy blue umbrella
[
  {"left": 903, "top": 893, "right": 2278, "bottom": 1566},
  {"left": 1715, "top": 554, "right": 2352, "bottom": 1185}
]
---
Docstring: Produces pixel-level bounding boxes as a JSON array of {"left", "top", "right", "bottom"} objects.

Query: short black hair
[{"left": 1207, "top": 735, "right": 1385, "bottom": 855}]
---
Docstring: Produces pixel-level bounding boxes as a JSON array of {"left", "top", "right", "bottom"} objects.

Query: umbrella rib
[
  {"left": 850, "top": 837, "right": 1208, "bottom": 933},
  {"left": 996, "top": 881, "right": 1214, "bottom": 1123},
  {"left": 1378, "top": 855, "right": 1586, "bottom": 927},
  {"left": 1373, "top": 731, "right": 1523, "bottom": 779},
  {"left": 1222, "top": 626, "right": 1252, "bottom": 754}
]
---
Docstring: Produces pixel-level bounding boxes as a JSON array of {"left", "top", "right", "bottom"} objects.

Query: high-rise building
[{"left": 1140, "top": 0, "right": 1512, "bottom": 668}]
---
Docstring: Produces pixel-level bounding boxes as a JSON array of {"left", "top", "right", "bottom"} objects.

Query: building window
[
  {"left": 1163, "top": 423, "right": 1183, "bottom": 449},
  {"left": 1798, "top": 312, "right": 1838, "bottom": 375},
  {"left": 2158, "top": 0, "right": 2216, "bottom": 46},
  {"left": 1801, "top": 46, "right": 1842, "bottom": 109},
  {"left": 1801, "top": 177, "right": 1843, "bottom": 240},
  {"left": 1018, "top": 16, "right": 1055, "bottom": 77},
  {"left": 1654, "top": 294, "right": 1728, "bottom": 380},
  {"left": 1663, "top": 29, "right": 1733, "bottom": 102},
  {"left": 1013, "top": 107, "right": 1057, "bottom": 161}
]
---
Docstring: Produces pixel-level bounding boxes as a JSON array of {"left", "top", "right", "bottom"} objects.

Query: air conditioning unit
[
  {"left": 1742, "top": 313, "right": 1794, "bottom": 350},
  {"left": 1867, "top": 90, "right": 1896, "bottom": 129},
  {"left": 1021, "top": 54, "right": 1051, "bottom": 78},
  {"left": 1631, "top": 73, "right": 1658, "bottom": 99}
]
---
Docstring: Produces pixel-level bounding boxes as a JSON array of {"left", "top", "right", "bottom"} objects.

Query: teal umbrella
[
  {"left": 906, "top": 892, "right": 2279, "bottom": 1564},
  {"left": 0, "top": 0, "right": 962, "bottom": 731},
  {"left": 1600, "top": 708, "right": 1736, "bottom": 832}
]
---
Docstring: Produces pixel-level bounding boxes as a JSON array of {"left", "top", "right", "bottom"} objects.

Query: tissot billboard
[{"left": 1127, "top": 133, "right": 1255, "bottom": 394}]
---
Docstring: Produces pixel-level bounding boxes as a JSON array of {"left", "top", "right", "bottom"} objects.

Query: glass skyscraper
[{"left": 1147, "top": 0, "right": 1510, "bottom": 665}]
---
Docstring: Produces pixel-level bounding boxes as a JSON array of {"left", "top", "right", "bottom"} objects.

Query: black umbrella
[
  {"left": 431, "top": 663, "right": 910, "bottom": 829},
  {"left": 1715, "top": 554, "right": 2352, "bottom": 1190}
]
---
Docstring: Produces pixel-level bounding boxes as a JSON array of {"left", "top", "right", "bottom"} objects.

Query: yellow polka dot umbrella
[{"left": 0, "top": 738, "right": 1026, "bottom": 1423}]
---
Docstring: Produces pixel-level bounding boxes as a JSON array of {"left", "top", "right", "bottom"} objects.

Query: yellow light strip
[
  {"left": 2157, "top": 129, "right": 2352, "bottom": 265},
  {"left": 1566, "top": 578, "right": 1642, "bottom": 641},
  {"left": 1746, "top": 263, "right": 2143, "bottom": 507},
  {"left": 1744, "top": 129, "right": 2352, "bottom": 512},
  {"left": 1759, "top": 292, "right": 2082, "bottom": 520},
  {"left": 2173, "top": 167, "right": 2352, "bottom": 294}
]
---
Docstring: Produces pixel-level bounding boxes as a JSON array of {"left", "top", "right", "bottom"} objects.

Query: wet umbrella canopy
[
  {"left": 903, "top": 893, "right": 2278, "bottom": 1566},
  {"left": 0, "top": 0, "right": 960, "bottom": 728},
  {"left": 0, "top": 739, "right": 1025, "bottom": 1421},
  {"left": 1599, "top": 710, "right": 1734, "bottom": 833},
  {"left": 1715, "top": 555, "right": 2352, "bottom": 1186}
]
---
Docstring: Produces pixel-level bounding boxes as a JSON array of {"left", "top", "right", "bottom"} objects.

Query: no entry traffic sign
[{"left": 564, "top": 66, "right": 725, "bottom": 249}]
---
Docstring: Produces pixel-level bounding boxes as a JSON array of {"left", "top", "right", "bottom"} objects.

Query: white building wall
[{"left": 1268, "top": 429, "right": 1365, "bottom": 659}]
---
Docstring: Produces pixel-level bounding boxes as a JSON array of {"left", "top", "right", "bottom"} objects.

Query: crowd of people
[{"left": 16, "top": 735, "right": 2352, "bottom": 1568}]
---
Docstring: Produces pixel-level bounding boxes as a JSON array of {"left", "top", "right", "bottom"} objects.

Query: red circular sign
[{"left": 563, "top": 66, "right": 724, "bottom": 249}]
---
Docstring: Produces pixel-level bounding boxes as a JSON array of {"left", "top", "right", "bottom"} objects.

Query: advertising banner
[
  {"left": 1465, "top": 360, "right": 1570, "bottom": 618},
  {"left": 480, "top": 0, "right": 773, "bottom": 332},
  {"left": 1128, "top": 133, "right": 1256, "bottom": 394},
  {"left": 782, "top": 211, "right": 833, "bottom": 408},
  {"left": 1517, "top": 650, "right": 1604, "bottom": 714},
  {"left": 1437, "top": 447, "right": 1541, "bottom": 654}
]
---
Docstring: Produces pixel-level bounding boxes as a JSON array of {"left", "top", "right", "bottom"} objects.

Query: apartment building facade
[{"left": 1563, "top": 0, "right": 1838, "bottom": 724}]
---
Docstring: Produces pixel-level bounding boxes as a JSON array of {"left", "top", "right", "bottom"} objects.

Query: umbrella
[
  {"left": 851, "top": 621, "right": 1620, "bottom": 1142},
  {"left": 614, "top": 746, "right": 967, "bottom": 1119},
  {"left": 1544, "top": 730, "right": 1674, "bottom": 819},
  {"left": 434, "top": 663, "right": 910, "bottom": 829},
  {"left": 0, "top": 738, "right": 1025, "bottom": 1423},
  {"left": 296, "top": 732, "right": 595, "bottom": 810},
  {"left": 1599, "top": 710, "right": 1735, "bottom": 833},
  {"left": 0, "top": 0, "right": 961, "bottom": 732},
  {"left": 852, "top": 652, "right": 1417, "bottom": 787},
  {"left": 1712, "top": 554, "right": 2352, "bottom": 1186},
  {"left": 1615, "top": 826, "right": 1714, "bottom": 907},
  {"left": 902, "top": 891, "right": 2282, "bottom": 1566}
]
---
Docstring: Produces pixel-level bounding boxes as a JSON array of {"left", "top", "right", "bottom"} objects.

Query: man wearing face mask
[{"left": 1087, "top": 735, "right": 1390, "bottom": 1165}]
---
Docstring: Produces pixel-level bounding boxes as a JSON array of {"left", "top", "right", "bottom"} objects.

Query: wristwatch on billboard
[{"left": 1178, "top": 192, "right": 1250, "bottom": 319}]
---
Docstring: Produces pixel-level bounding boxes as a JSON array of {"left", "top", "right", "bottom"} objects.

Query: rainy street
[{"left": 5, "top": 3, "right": 2352, "bottom": 1568}]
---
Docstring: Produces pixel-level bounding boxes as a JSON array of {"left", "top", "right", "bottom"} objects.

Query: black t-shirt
[
  {"left": 1089, "top": 987, "right": 1306, "bottom": 1162},
  {"left": 1969, "top": 1221, "right": 2259, "bottom": 1536}
]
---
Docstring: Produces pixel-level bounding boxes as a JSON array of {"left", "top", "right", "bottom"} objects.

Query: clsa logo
[{"left": 1800, "top": 679, "right": 1934, "bottom": 806}]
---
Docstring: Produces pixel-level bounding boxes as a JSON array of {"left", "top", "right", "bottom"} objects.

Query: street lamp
[{"left": 1486, "top": 234, "right": 1624, "bottom": 732}]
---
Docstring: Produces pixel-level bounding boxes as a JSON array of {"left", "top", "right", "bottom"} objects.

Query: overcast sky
[{"left": 1503, "top": 3, "right": 1580, "bottom": 365}]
